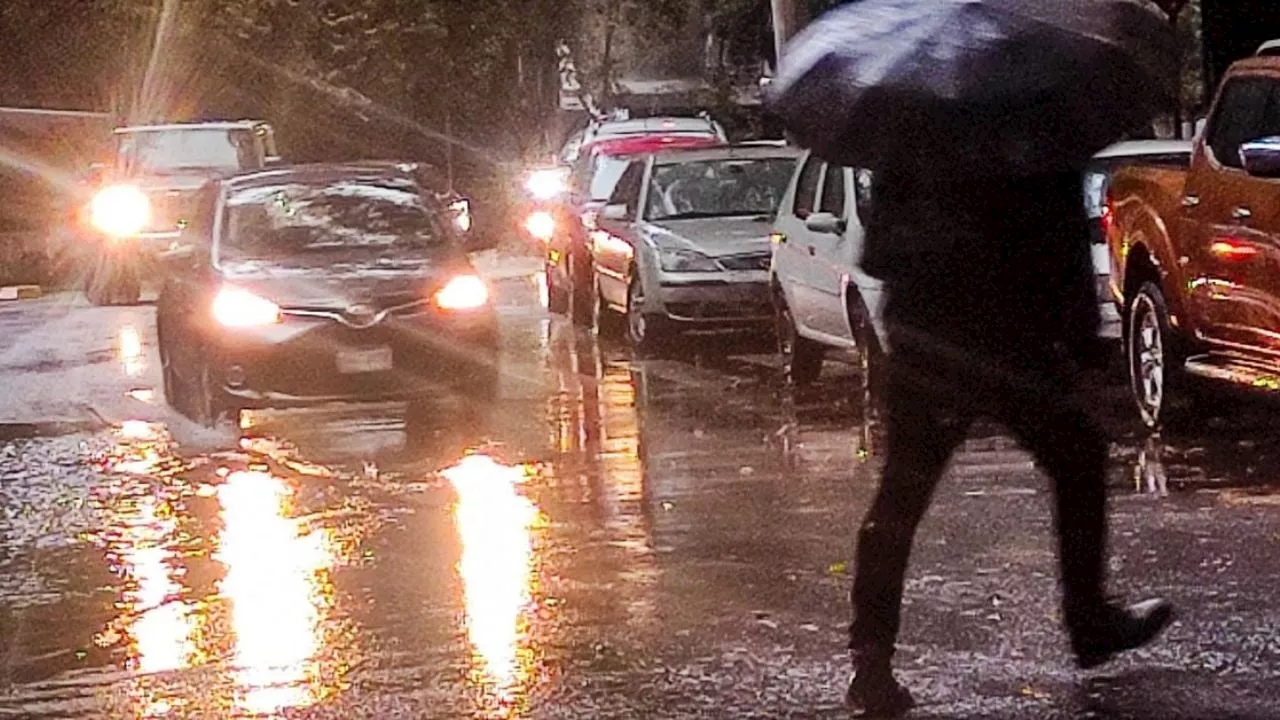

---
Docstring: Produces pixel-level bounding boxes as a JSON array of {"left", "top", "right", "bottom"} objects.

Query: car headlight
[
  {"left": 659, "top": 248, "right": 720, "bottom": 272},
  {"left": 524, "top": 211, "right": 556, "bottom": 241},
  {"left": 212, "top": 287, "right": 282, "bottom": 327},
  {"left": 90, "top": 184, "right": 151, "bottom": 237},
  {"left": 525, "top": 168, "right": 569, "bottom": 201},
  {"left": 435, "top": 275, "right": 490, "bottom": 310}
]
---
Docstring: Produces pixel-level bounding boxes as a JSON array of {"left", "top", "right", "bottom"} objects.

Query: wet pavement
[{"left": 1, "top": 259, "right": 1279, "bottom": 718}]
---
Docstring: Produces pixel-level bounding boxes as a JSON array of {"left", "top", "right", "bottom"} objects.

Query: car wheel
[
  {"left": 546, "top": 264, "right": 569, "bottom": 315},
  {"left": 85, "top": 257, "right": 141, "bottom": 306},
  {"left": 848, "top": 292, "right": 886, "bottom": 419},
  {"left": 570, "top": 255, "right": 595, "bottom": 328},
  {"left": 593, "top": 278, "right": 625, "bottom": 339},
  {"left": 626, "top": 276, "right": 669, "bottom": 355},
  {"left": 1127, "top": 282, "right": 1192, "bottom": 430},
  {"left": 192, "top": 360, "right": 233, "bottom": 428},
  {"left": 776, "top": 294, "right": 823, "bottom": 386}
]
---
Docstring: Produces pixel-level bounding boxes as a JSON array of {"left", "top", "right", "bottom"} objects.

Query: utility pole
[{"left": 770, "top": 0, "right": 806, "bottom": 73}]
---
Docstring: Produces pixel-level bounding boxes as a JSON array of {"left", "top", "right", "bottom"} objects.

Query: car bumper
[
  {"left": 652, "top": 272, "right": 773, "bottom": 326},
  {"left": 205, "top": 308, "right": 499, "bottom": 409}
]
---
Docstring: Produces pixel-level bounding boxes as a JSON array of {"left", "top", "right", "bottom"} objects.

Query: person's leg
[
  {"left": 1002, "top": 379, "right": 1173, "bottom": 668},
  {"left": 847, "top": 346, "right": 970, "bottom": 713}
]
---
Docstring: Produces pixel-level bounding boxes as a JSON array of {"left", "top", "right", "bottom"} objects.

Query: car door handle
[
  {"left": 1181, "top": 194, "right": 1200, "bottom": 208},
  {"left": 1233, "top": 206, "right": 1253, "bottom": 221}
]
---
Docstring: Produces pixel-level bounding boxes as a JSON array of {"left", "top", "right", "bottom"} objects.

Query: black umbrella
[{"left": 766, "top": 0, "right": 1179, "bottom": 175}]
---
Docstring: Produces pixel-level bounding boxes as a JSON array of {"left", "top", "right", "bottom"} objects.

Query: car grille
[
  {"left": 717, "top": 252, "right": 772, "bottom": 271},
  {"left": 144, "top": 191, "right": 198, "bottom": 233}
]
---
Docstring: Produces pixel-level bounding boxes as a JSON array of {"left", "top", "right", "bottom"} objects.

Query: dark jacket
[{"left": 861, "top": 163, "right": 1102, "bottom": 368}]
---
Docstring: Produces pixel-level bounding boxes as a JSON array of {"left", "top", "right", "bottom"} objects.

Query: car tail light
[
  {"left": 1099, "top": 194, "right": 1115, "bottom": 237},
  {"left": 435, "top": 275, "right": 490, "bottom": 310},
  {"left": 212, "top": 287, "right": 282, "bottom": 327}
]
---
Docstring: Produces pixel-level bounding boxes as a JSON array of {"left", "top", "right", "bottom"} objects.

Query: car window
[
  {"left": 218, "top": 177, "right": 445, "bottom": 266},
  {"left": 1207, "top": 78, "right": 1276, "bottom": 168},
  {"left": 644, "top": 157, "right": 796, "bottom": 221},
  {"left": 819, "top": 165, "right": 847, "bottom": 218},
  {"left": 607, "top": 160, "right": 645, "bottom": 220},
  {"left": 588, "top": 156, "right": 631, "bottom": 201},
  {"left": 793, "top": 157, "right": 822, "bottom": 218}
]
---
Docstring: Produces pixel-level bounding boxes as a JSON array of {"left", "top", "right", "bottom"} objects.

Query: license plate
[{"left": 336, "top": 346, "right": 393, "bottom": 374}]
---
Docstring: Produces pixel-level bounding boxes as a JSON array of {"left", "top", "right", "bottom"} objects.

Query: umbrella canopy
[{"left": 766, "top": 0, "right": 1179, "bottom": 175}]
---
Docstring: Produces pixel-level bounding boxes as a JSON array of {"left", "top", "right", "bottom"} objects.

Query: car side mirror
[
  {"left": 804, "top": 212, "right": 846, "bottom": 235},
  {"left": 602, "top": 203, "right": 629, "bottom": 221},
  {"left": 1240, "top": 136, "right": 1280, "bottom": 178}
]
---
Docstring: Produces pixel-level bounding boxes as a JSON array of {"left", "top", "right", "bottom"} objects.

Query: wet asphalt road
[{"left": 0, "top": 259, "right": 1279, "bottom": 718}]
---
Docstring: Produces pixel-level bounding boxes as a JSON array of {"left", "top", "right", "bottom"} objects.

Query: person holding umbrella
[{"left": 768, "top": 1, "right": 1180, "bottom": 715}]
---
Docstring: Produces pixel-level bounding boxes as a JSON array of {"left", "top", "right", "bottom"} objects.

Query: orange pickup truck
[{"left": 1108, "top": 47, "right": 1280, "bottom": 428}]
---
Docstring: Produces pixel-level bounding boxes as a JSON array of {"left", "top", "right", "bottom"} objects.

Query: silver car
[{"left": 589, "top": 144, "right": 802, "bottom": 352}]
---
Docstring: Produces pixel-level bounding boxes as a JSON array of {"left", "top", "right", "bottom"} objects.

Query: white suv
[{"left": 770, "top": 152, "right": 887, "bottom": 390}]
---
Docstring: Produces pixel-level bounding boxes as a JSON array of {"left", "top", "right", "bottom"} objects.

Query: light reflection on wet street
[{"left": 0, "top": 270, "right": 1279, "bottom": 718}]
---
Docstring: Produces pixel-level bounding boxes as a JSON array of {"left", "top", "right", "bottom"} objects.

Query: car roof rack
[{"left": 1258, "top": 39, "right": 1280, "bottom": 56}]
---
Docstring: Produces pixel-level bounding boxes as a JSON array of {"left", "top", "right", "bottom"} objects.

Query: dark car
[{"left": 154, "top": 163, "right": 499, "bottom": 427}]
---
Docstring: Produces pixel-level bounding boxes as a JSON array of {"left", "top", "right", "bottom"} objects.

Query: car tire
[
  {"left": 593, "top": 278, "right": 626, "bottom": 339},
  {"left": 570, "top": 255, "right": 595, "bottom": 328},
  {"left": 546, "top": 264, "right": 569, "bottom": 315},
  {"left": 86, "top": 258, "right": 141, "bottom": 306},
  {"left": 1126, "top": 281, "right": 1194, "bottom": 430},
  {"left": 626, "top": 276, "right": 670, "bottom": 356},
  {"left": 776, "top": 293, "right": 823, "bottom": 386},
  {"left": 192, "top": 360, "right": 235, "bottom": 428},
  {"left": 848, "top": 292, "right": 886, "bottom": 419}
]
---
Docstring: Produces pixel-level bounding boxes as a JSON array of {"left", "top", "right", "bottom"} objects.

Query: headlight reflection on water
[
  {"left": 443, "top": 454, "right": 543, "bottom": 709},
  {"left": 216, "top": 470, "right": 336, "bottom": 716}
]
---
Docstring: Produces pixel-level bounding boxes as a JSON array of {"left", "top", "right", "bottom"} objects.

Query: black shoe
[
  {"left": 846, "top": 667, "right": 915, "bottom": 718},
  {"left": 1070, "top": 597, "right": 1174, "bottom": 670}
]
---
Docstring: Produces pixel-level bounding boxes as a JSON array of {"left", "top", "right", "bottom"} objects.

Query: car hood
[
  {"left": 128, "top": 169, "right": 236, "bottom": 193},
  {"left": 648, "top": 217, "right": 773, "bottom": 257},
  {"left": 218, "top": 256, "right": 472, "bottom": 311}
]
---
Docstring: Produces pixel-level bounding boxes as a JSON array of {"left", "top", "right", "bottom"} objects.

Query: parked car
[
  {"left": 79, "top": 120, "right": 284, "bottom": 305},
  {"left": 770, "top": 152, "right": 886, "bottom": 390},
  {"left": 544, "top": 133, "right": 724, "bottom": 323},
  {"left": 1106, "top": 48, "right": 1280, "bottom": 428},
  {"left": 588, "top": 143, "right": 801, "bottom": 352},
  {"left": 154, "top": 163, "right": 498, "bottom": 428},
  {"left": 771, "top": 148, "right": 1133, "bottom": 394},
  {"left": 1085, "top": 140, "right": 1192, "bottom": 338},
  {"left": 557, "top": 115, "right": 727, "bottom": 166}
]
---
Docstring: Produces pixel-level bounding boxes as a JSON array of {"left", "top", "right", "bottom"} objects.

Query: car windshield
[
  {"left": 645, "top": 157, "right": 797, "bottom": 221},
  {"left": 218, "top": 177, "right": 445, "bottom": 265},
  {"left": 117, "top": 128, "right": 255, "bottom": 173}
]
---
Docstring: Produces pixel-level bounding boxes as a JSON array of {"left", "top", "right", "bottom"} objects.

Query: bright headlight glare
[
  {"left": 524, "top": 211, "right": 556, "bottom": 241},
  {"left": 90, "top": 184, "right": 151, "bottom": 237},
  {"left": 659, "top": 248, "right": 719, "bottom": 272},
  {"left": 435, "top": 275, "right": 489, "bottom": 310},
  {"left": 212, "top": 287, "right": 282, "bottom": 327},
  {"left": 525, "top": 168, "right": 568, "bottom": 200}
]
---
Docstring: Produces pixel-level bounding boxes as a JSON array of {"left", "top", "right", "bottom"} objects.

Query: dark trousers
[{"left": 848, "top": 281, "right": 1109, "bottom": 660}]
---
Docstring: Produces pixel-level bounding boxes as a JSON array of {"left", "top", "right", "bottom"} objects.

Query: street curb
[{"left": 0, "top": 285, "right": 42, "bottom": 301}]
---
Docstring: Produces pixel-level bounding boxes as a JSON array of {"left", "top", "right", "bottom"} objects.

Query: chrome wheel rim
[
  {"left": 628, "top": 282, "right": 646, "bottom": 343},
  {"left": 1131, "top": 296, "right": 1164, "bottom": 425}
]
